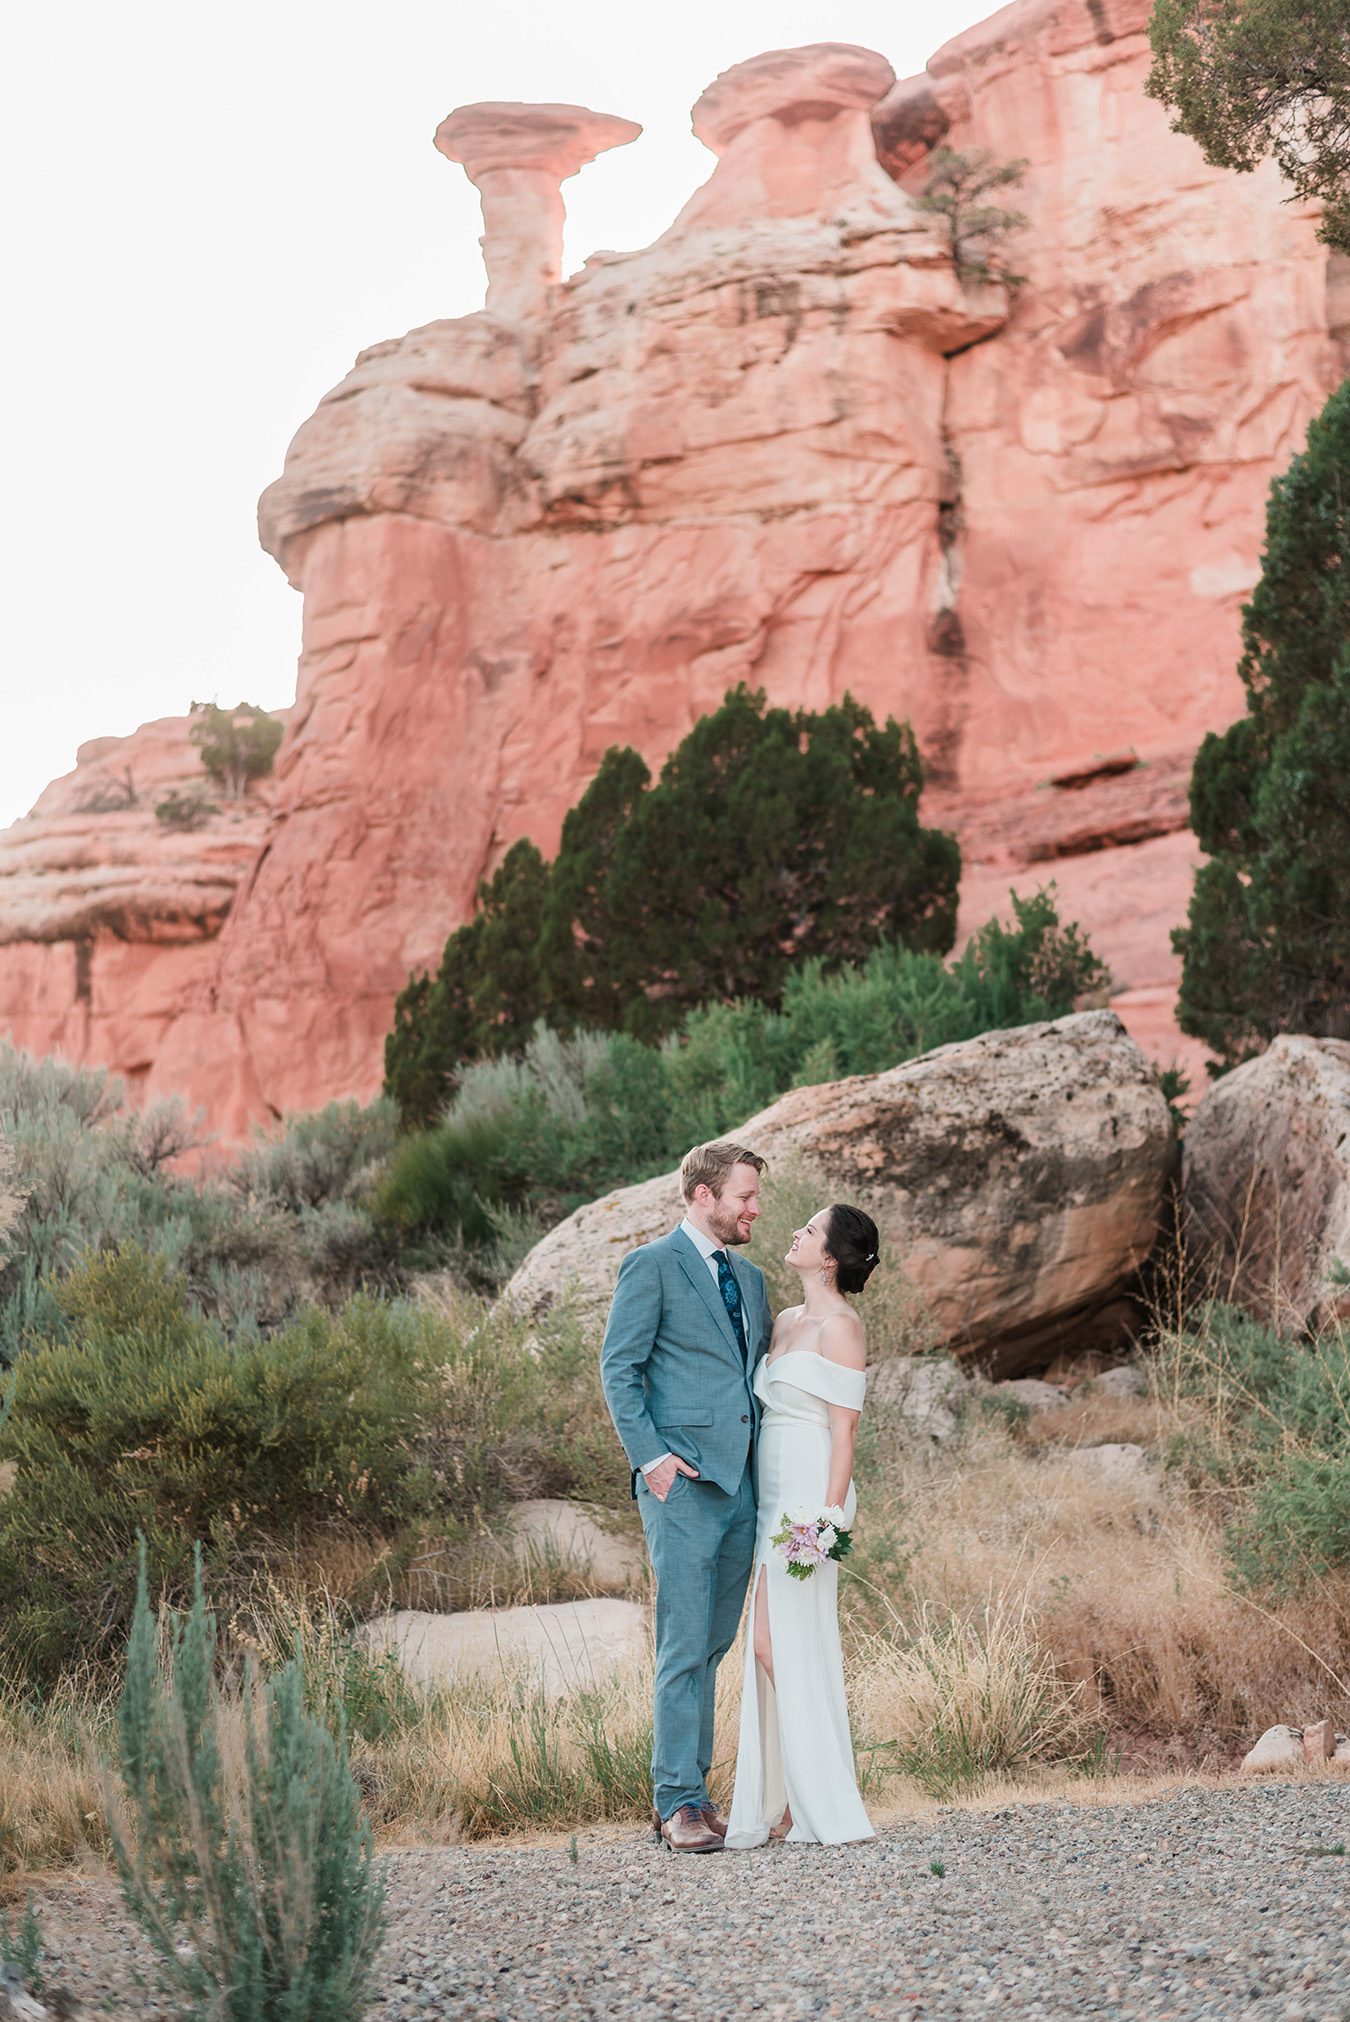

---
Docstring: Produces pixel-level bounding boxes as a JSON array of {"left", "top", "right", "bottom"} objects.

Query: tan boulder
[
  {"left": 869, "top": 1355, "right": 970, "bottom": 1441},
  {"left": 999, "top": 1378, "right": 1071, "bottom": 1412},
  {"left": 1301, "top": 1718, "right": 1336, "bottom": 1764},
  {"left": 1183, "top": 1036, "right": 1350, "bottom": 1334},
  {"left": 1241, "top": 1725, "right": 1305, "bottom": 1773},
  {"left": 354, "top": 1597, "right": 647, "bottom": 1700},
  {"left": 506, "top": 1499, "right": 645, "bottom": 1591},
  {"left": 509, "top": 1010, "right": 1173, "bottom": 1376},
  {"left": 1088, "top": 1363, "right": 1148, "bottom": 1400},
  {"left": 1059, "top": 1442, "right": 1155, "bottom": 1487}
]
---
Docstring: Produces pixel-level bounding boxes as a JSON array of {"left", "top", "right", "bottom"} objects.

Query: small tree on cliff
[
  {"left": 1147, "top": 0, "right": 1350, "bottom": 252},
  {"left": 189, "top": 702, "right": 284, "bottom": 800},
  {"left": 915, "top": 147, "right": 1029, "bottom": 287},
  {"left": 384, "top": 688, "right": 961, "bottom": 1126},
  {"left": 1175, "top": 378, "right": 1350, "bottom": 1068},
  {"left": 384, "top": 841, "right": 550, "bottom": 1127}
]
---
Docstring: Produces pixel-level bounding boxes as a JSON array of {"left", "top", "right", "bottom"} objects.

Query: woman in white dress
[{"left": 725, "top": 1202, "right": 879, "bottom": 1849}]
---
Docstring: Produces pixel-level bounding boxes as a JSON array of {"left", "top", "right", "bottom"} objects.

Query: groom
[{"left": 600, "top": 1140, "right": 772, "bottom": 1853}]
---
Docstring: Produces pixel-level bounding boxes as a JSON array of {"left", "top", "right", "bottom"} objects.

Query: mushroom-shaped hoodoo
[{"left": 435, "top": 101, "right": 641, "bottom": 322}]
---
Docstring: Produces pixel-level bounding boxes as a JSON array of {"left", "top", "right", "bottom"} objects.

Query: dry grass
[
  {"left": 845, "top": 1382, "right": 1350, "bottom": 1758},
  {"left": 0, "top": 1682, "right": 111, "bottom": 1890}
]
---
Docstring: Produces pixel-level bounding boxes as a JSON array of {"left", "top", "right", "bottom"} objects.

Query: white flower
[
  {"left": 822, "top": 1504, "right": 847, "bottom": 1528},
  {"left": 819, "top": 1524, "right": 838, "bottom": 1551}
]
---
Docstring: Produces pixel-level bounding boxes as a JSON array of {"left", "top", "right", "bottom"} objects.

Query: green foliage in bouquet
[
  {"left": 108, "top": 1545, "right": 385, "bottom": 2021},
  {"left": 1174, "top": 379, "right": 1350, "bottom": 1067},
  {"left": 385, "top": 686, "right": 962, "bottom": 1126},
  {"left": 1148, "top": 0, "right": 1350, "bottom": 253}
]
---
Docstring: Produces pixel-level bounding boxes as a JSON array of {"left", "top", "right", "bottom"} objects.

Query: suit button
[{"left": 741, "top": 1414, "right": 750, "bottom": 1423}]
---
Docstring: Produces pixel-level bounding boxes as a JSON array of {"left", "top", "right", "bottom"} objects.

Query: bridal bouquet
[{"left": 770, "top": 1505, "right": 853, "bottom": 1581}]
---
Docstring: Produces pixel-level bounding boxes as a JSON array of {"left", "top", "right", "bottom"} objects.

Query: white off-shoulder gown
[{"left": 725, "top": 1349, "right": 875, "bottom": 1848}]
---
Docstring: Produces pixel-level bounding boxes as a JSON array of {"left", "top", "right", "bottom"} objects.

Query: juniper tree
[
  {"left": 915, "top": 147, "right": 1029, "bottom": 286},
  {"left": 1175, "top": 378, "right": 1350, "bottom": 1066},
  {"left": 384, "top": 688, "right": 960, "bottom": 1123},
  {"left": 188, "top": 701, "right": 284, "bottom": 799},
  {"left": 1147, "top": 0, "right": 1350, "bottom": 251}
]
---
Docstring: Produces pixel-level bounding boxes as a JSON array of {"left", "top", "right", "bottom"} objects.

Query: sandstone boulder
[
  {"left": 354, "top": 1597, "right": 647, "bottom": 1700},
  {"left": 1183, "top": 1036, "right": 1350, "bottom": 1334},
  {"left": 506, "top": 1499, "right": 645, "bottom": 1591},
  {"left": 1059, "top": 1443, "right": 1154, "bottom": 1487},
  {"left": 1241, "top": 1724, "right": 1305, "bottom": 1773},
  {"left": 869, "top": 1355, "right": 970, "bottom": 1441},
  {"left": 509, "top": 1011, "right": 1174, "bottom": 1376},
  {"left": 998, "top": 1379, "right": 1070, "bottom": 1413},
  {"left": 1088, "top": 1364, "right": 1148, "bottom": 1400}
]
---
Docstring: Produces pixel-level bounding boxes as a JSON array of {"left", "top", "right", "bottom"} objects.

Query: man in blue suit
[{"left": 600, "top": 1139, "right": 773, "bottom": 1853}]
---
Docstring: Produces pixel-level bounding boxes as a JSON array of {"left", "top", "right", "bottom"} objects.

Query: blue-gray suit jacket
[{"left": 599, "top": 1226, "right": 773, "bottom": 1498}]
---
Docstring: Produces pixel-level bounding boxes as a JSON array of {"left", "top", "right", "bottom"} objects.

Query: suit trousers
[{"left": 639, "top": 1459, "right": 757, "bottom": 1819}]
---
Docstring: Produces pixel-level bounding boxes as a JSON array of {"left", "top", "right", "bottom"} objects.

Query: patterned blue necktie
[{"left": 713, "top": 1250, "right": 748, "bottom": 1360}]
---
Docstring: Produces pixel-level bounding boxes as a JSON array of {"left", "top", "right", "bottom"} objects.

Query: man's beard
[{"left": 708, "top": 1198, "right": 750, "bottom": 1247}]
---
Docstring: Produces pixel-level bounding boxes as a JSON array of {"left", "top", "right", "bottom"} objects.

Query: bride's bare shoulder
[
  {"left": 819, "top": 1309, "right": 867, "bottom": 1370},
  {"left": 771, "top": 1305, "right": 805, "bottom": 1335}
]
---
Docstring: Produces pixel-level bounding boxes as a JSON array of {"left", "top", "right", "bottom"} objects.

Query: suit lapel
[{"left": 670, "top": 1227, "right": 741, "bottom": 1358}]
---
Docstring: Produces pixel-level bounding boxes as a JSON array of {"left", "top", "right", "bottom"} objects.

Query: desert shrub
[
  {"left": 0, "top": 1049, "right": 401, "bottom": 1353},
  {"left": 230, "top": 1099, "right": 400, "bottom": 1214},
  {"left": 1164, "top": 1301, "right": 1350, "bottom": 1588},
  {"left": 109, "top": 1550, "right": 385, "bottom": 2020},
  {"left": 154, "top": 788, "right": 219, "bottom": 831},
  {"left": 386, "top": 686, "right": 962, "bottom": 1124},
  {"left": 378, "top": 888, "right": 1107, "bottom": 1248},
  {"left": 188, "top": 700, "right": 285, "bottom": 799},
  {"left": 0, "top": 1250, "right": 444, "bottom": 1684}
]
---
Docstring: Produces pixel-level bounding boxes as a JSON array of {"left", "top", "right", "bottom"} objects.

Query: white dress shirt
[{"left": 640, "top": 1217, "right": 730, "bottom": 1476}]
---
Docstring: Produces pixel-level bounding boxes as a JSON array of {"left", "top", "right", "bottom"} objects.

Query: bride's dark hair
[{"left": 824, "top": 1204, "right": 881, "bottom": 1296}]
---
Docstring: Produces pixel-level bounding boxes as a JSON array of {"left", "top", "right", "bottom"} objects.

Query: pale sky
[{"left": 1, "top": 0, "right": 993, "bottom": 830}]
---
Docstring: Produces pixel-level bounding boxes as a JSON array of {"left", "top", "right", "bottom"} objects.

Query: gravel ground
[{"left": 25, "top": 1782, "right": 1350, "bottom": 2020}]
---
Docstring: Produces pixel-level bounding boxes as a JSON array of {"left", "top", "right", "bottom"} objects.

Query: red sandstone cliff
[{"left": 2, "top": 0, "right": 1345, "bottom": 1133}]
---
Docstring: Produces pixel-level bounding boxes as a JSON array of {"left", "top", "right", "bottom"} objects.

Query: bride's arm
[{"left": 820, "top": 1313, "right": 866, "bottom": 1512}]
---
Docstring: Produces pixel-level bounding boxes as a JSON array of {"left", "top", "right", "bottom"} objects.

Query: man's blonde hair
[{"left": 679, "top": 1139, "right": 767, "bottom": 1203}]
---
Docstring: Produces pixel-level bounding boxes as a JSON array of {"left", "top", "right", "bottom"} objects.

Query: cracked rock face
[
  {"left": 1183, "top": 1035, "right": 1350, "bottom": 1335},
  {"left": 507, "top": 1011, "right": 1175, "bottom": 1377},
  {"left": 1, "top": 0, "right": 1347, "bottom": 1136}
]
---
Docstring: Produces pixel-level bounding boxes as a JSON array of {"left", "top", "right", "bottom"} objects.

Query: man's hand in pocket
[{"left": 647, "top": 1455, "right": 700, "bottom": 1502}]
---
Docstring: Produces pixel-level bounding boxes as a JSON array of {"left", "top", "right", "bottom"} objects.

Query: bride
[{"left": 725, "top": 1202, "right": 879, "bottom": 1849}]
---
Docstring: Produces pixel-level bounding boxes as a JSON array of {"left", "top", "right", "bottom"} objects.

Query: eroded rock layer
[{"left": 2, "top": 0, "right": 1345, "bottom": 1132}]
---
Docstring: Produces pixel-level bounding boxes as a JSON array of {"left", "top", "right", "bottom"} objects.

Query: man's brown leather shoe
[
  {"left": 658, "top": 1803, "right": 723, "bottom": 1853},
  {"left": 651, "top": 1801, "right": 726, "bottom": 1841}
]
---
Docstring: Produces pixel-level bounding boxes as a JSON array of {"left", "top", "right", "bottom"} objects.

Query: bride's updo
[{"left": 825, "top": 1204, "right": 881, "bottom": 1295}]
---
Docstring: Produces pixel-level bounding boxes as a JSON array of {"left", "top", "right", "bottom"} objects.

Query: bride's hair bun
[{"left": 825, "top": 1204, "right": 881, "bottom": 1295}]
